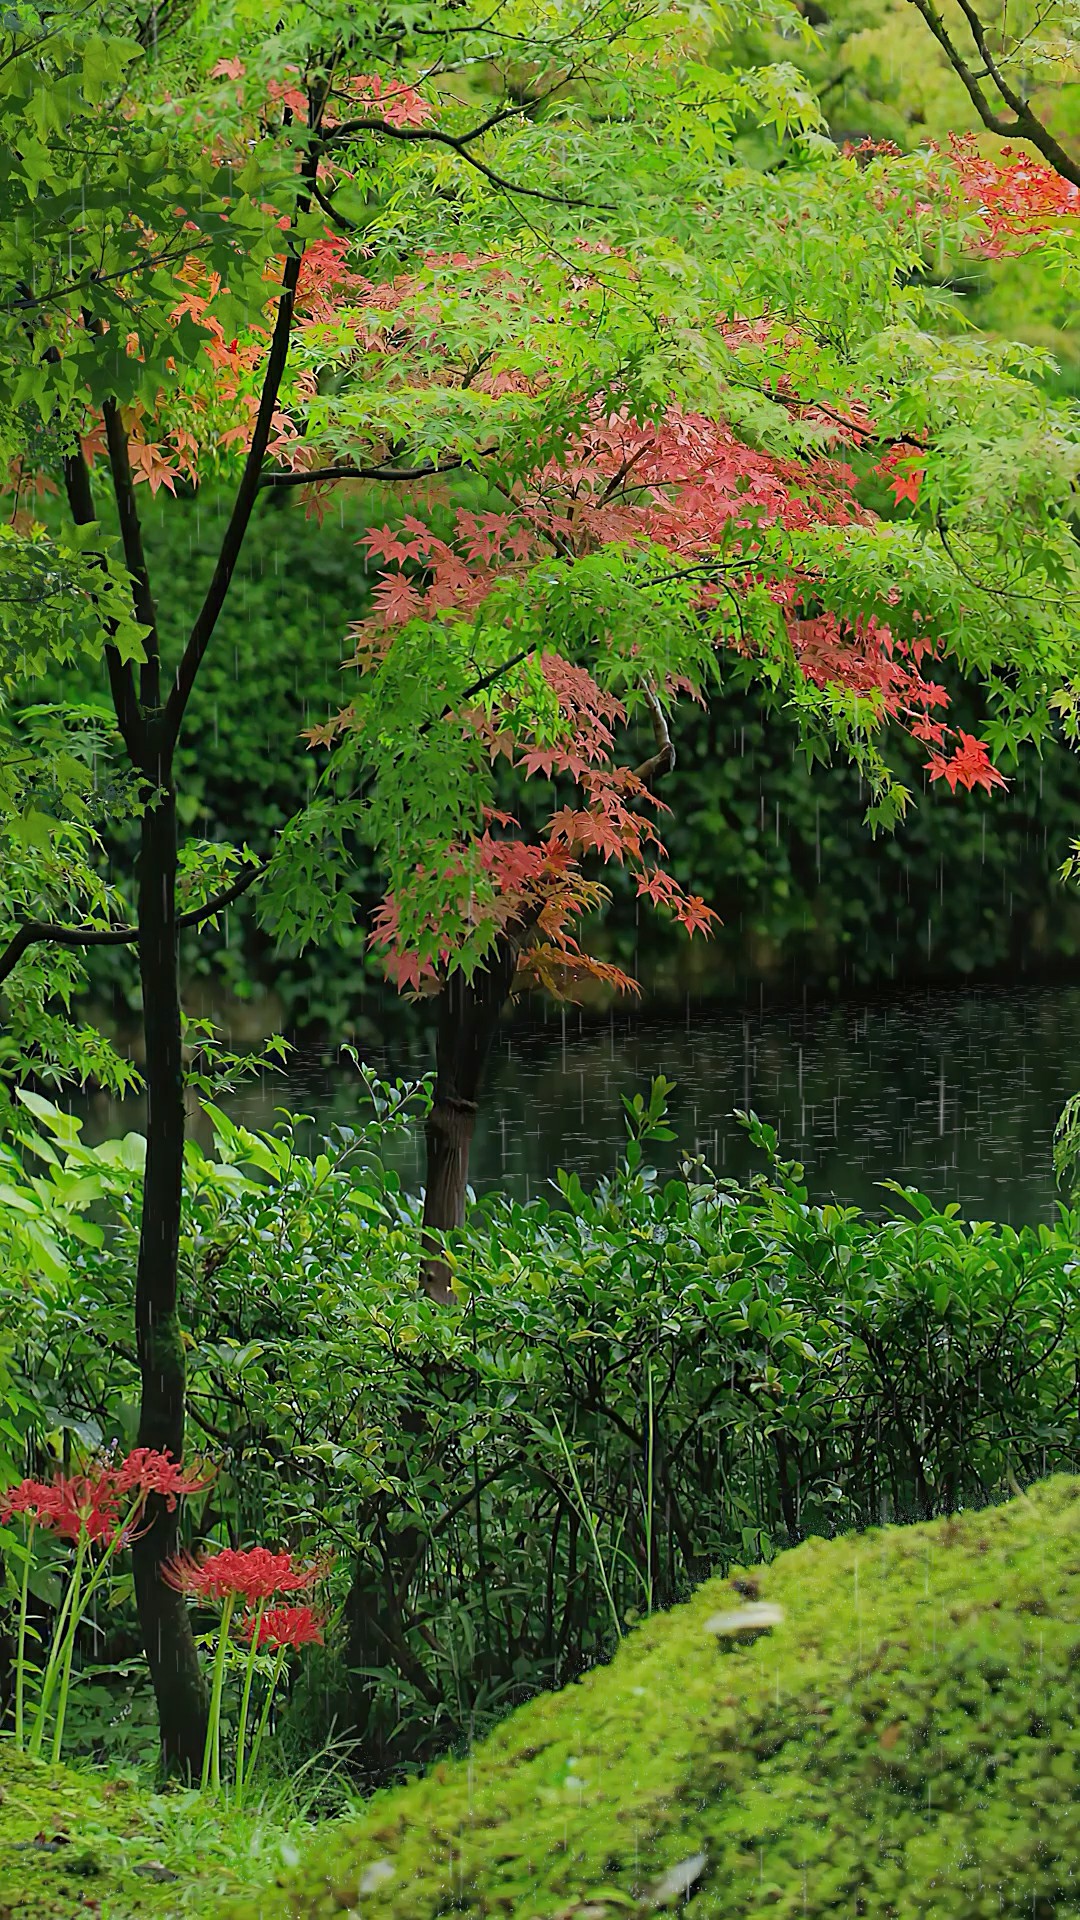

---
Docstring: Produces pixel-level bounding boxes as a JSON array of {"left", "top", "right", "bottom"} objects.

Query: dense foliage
[
  {"left": 37, "top": 488, "right": 1080, "bottom": 1044},
  {"left": 3, "top": 1080, "right": 1078, "bottom": 1778}
]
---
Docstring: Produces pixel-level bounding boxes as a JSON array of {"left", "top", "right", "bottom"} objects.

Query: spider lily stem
[{"left": 233, "top": 1600, "right": 266, "bottom": 1804}]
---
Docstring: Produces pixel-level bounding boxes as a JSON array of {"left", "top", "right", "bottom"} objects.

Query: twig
[
  {"left": 906, "top": 0, "right": 1080, "bottom": 186},
  {"left": 322, "top": 114, "right": 606, "bottom": 208},
  {"left": 0, "top": 862, "right": 268, "bottom": 989}
]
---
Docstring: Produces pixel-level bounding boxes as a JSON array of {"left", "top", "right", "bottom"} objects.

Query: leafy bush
[{"left": 3, "top": 1078, "right": 1079, "bottom": 1783}]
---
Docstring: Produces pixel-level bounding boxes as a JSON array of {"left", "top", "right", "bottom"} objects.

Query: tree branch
[
  {"left": 0, "top": 916, "right": 140, "bottom": 989},
  {"left": 0, "top": 863, "right": 269, "bottom": 990},
  {"left": 175, "top": 861, "right": 269, "bottom": 928},
  {"left": 102, "top": 397, "right": 161, "bottom": 709},
  {"left": 0, "top": 236, "right": 217, "bottom": 318},
  {"left": 905, "top": 0, "right": 1019, "bottom": 134},
  {"left": 259, "top": 446, "right": 500, "bottom": 488},
  {"left": 162, "top": 133, "right": 321, "bottom": 749},
  {"left": 950, "top": 0, "right": 1036, "bottom": 116},
  {"left": 907, "top": 0, "right": 1080, "bottom": 186},
  {"left": 455, "top": 646, "right": 535, "bottom": 710},
  {"left": 327, "top": 92, "right": 540, "bottom": 151},
  {"left": 309, "top": 176, "right": 359, "bottom": 230},
  {"left": 322, "top": 114, "right": 604, "bottom": 207},
  {"left": 60, "top": 444, "right": 142, "bottom": 757},
  {"left": 633, "top": 678, "right": 675, "bottom": 787}
]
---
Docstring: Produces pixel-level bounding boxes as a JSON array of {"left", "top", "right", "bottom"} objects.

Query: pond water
[{"left": 83, "top": 980, "right": 1080, "bottom": 1226}]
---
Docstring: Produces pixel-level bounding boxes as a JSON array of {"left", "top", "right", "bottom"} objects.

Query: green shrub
[
  {"left": 226, "top": 1471, "right": 1080, "bottom": 1920},
  {"left": 4, "top": 1082, "right": 1079, "bottom": 1782}
]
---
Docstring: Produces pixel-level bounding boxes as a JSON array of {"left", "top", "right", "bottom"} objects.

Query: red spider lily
[
  {"left": 162, "top": 1546, "right": 329, "bottom": 1603},
  {"left": 1, "top": 1449, "right": 209, "bottom": 1546},
  {"left": 1, "top": 1472, "right": 124, "bottom": 1545},
  {"left": 113, "top": 1448, "right": 212, "bottom": 1510},
  {"left": 242, "top": 1603, "right": 327, "bottom": 1649}
]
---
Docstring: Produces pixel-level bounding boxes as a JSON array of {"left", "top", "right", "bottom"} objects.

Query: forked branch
[{"left": 906, "top": 0, "right": 1080, "bottom": 188}]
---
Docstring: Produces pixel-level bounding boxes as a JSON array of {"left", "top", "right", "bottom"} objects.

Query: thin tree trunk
[
  {"left": 421, "top": 937, "right": 518, "bottom": 1301},
  {"left": 130, "top": 770, "right": 209, "bottom": 1777}
]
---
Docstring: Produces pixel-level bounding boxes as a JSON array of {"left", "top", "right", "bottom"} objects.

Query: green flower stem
[
  {"left": 233, "top": 1601, "right": 266, "bottom": 1804},
  {"left": 244, "top": 1644, "right": 288, "bottom": 1792},
  {"left": 644, "top": 1361, "right": 655, "bottom": 1618},
  {"left": 203, "top": 1592, "right": 236, "bottom": 1794},
  {"left": 46, "top": 1532, "right": 88, "bottom": 1765},
  {"left": 12, "top": 1520, "right": 35, "bottom": 1751},
  {"left": 28, "top": 1541, "right": 84, "bottom": 1759},
  {"left": 27, "top": 1502, "right": 139, "bottom": 1760}
]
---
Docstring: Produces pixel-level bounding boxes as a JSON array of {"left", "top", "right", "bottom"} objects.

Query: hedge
[{"left": 4, "top": 1086, "right": 1079, "bottom": 1783}]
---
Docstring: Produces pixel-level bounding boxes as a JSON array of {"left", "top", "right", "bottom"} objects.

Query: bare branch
[
  {"left": 163, "top": 128, "right": 323, "bottom": 749},
  {"left": 322, "top": 114, "right": 605, "bottom": 208},
  {"left": 906, "top": 0, "right": 1080, "bottom": 186}
]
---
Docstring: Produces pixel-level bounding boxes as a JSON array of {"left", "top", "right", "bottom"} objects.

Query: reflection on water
[{"left": 80, "top": 982, "right": 1080, "bottom": 1226}]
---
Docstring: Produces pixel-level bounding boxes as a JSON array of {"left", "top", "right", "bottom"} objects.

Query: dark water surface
[{"left": 85, "top": 981, "right": 1080, "bottom": 1225}]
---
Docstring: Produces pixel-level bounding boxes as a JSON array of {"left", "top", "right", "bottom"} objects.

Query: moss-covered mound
[
  {"left": 0, "top": 1746, "right": 190, "bottom": 1918},
  {"left": 231, "top": 1475, "right": 1080, "bottom": 1920}
]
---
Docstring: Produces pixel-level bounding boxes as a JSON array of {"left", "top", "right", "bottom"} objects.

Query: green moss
[
  {"left": 0, "top": 1747, "right": 190, "bottom": 1918},
  {"left": 230, "top": 1475, "right": 1080, "bottom": 1920}
]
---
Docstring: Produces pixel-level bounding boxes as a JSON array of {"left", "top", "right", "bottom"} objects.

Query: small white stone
[
  {"left": 702, "top": 1601, "right": 785, "bottom": 1637},
  {"left": 357, "top": 1859, "right": 395, "bottom": 1896},
  {"left": 650, "top": 1850, "right": 708, "bottom": 1907}
]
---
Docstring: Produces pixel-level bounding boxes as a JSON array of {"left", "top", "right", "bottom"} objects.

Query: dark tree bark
[
  {"left": 47, "top": 147, "right": 318, "bottom": 1761},
  {"left": 418, "top": 683, "right": 675, "bottom": 1302},
  {"left": 129, "top": 759, "right": 210, "bottom": 1776},
  {"left": 420, "top": 935, "right": 519, "bottom": 1301},
  {"left": 905, "top": 0, "right": 1080, "bottom": 190}
]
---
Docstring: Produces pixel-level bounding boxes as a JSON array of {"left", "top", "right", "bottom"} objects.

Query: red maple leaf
[
  {"left": 925, "top": 731, "right": 1007, "bottom": 794},
  {"left": 949, "top": 133, "right": 1080, "bottom": 255},
  {"left": 371, "top": 573, "right": 423, "bottom": 623}
]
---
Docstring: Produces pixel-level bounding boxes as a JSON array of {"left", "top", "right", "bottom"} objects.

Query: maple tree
[
  {"left": 310, "top": 391, "right": 983, "bottom": 1295},
  {"left": 232, "top": 153, "right": 1079, "bottom": 1294},
  {"left": 2, "top": 0, "right": 749, "bottom": 1766}
]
